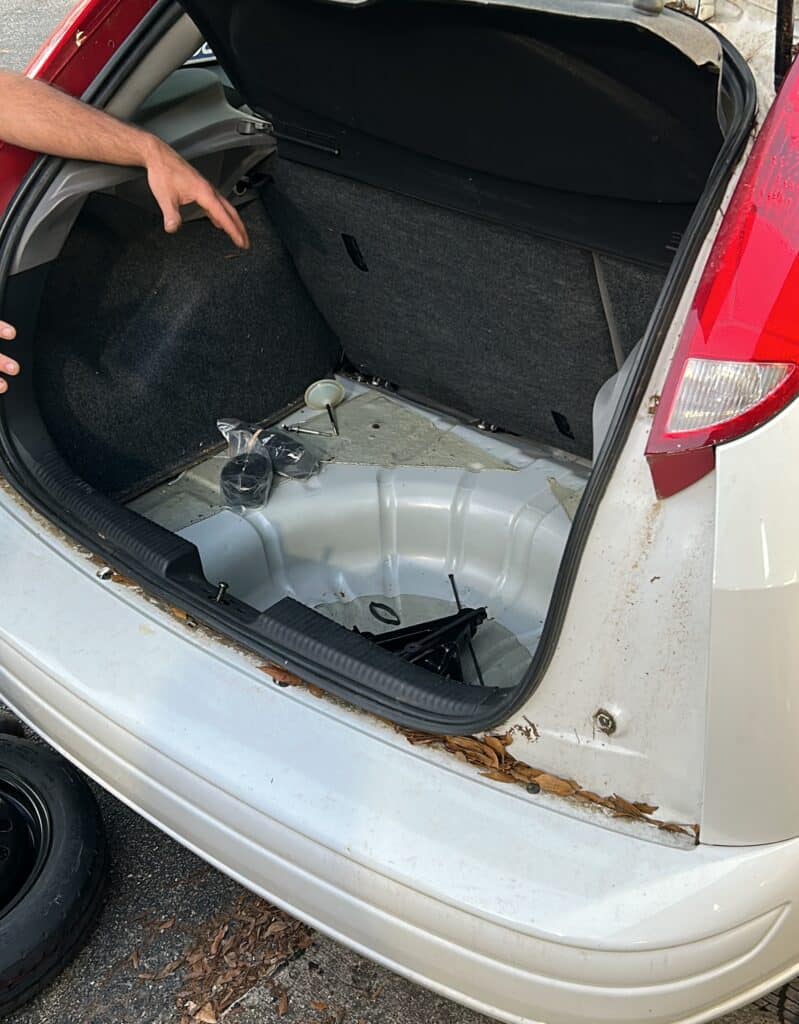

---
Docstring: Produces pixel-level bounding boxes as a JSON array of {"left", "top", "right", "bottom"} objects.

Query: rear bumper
[{"left": 1, "top": 488, "right": 798, "bottom": 1024}]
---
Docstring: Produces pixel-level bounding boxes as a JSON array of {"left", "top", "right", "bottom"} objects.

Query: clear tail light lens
[
  {"left": 667, "top": 358, "right": 792, "bottom": 433},
  {"left": 646, "top": 66, "right": 799, "bottom": 499}
]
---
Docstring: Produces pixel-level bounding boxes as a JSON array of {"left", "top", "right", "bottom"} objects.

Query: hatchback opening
[{"left": 0, "top": 0, "right": 753, "bottom": 730}]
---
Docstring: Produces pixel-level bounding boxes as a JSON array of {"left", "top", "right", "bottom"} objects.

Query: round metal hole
[
  {"left": 368, "top": 601, "right": 401, "bottom": 626},
  {"left": 593, "top": 708, "right": 617, "bottom": 736}
]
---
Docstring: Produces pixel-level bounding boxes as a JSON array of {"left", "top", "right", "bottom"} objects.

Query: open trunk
[{"left": 0, "top": 0, "right": 753, "bottom": 730}]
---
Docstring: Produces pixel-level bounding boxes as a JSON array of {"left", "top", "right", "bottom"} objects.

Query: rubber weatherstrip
[{"left": 0, "top": 22, "right": 757, "bottom": 734}]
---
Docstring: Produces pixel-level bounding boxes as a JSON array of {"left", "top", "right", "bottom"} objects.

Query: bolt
[
  {"left": 594, "top": 708, "right": 617, "bottom": 736},
  {"left": 648, "top": 394, "right": 661, "bottom": 415},
  {"left": 214, "top": 581, "right": 230, "bottom": 604},
  {"left": 96, "top": 566, "right": 113, "bottom": 581}
]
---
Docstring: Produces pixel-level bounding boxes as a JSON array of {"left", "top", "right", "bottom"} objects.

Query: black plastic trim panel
[{"left": 255, "top": 599, "right": 506, "bottom": 718}]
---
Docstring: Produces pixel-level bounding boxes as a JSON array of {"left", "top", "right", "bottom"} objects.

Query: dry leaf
[
  {"left": 277, "top": 989, "right": 289, "bottom": 1016},
  {"left": 535, "top": 773, "right": 577, "bottom": 797},
  {"left": 130, "top": 949, "right": 141, "bottom": 970},
  {"left": 311, "top": 1001, "right": 328, "bottom": 1011},
  {"left": 261, "top": 663, "right": 302, "bottom": 686},
  {"left": 210, "top": 924, "right": 228, "bottom": 956},
  {"left": 575, "top": 789, "right": 608, "bottom": 806},
  {"left": 509, "top": 763, "right": 543, "bottom": 784},
  {"left": 633, "top": 801, "right": 659, "bottom": 815},
  {"left": 479, "top": 769, "right": 517, "bottom": 783},
  {"left": 193, "top": 1003, "right": 218, "bottom": 1024},
  {"left": 446, "top": 735, "right": 490, "bottom": 756},
  {"left": 610, "top": 794, "right": 646, "bottom": 818},
  {"left": 482, "top": 735, "right": 507, "bottom": 760},
  {"left": 266, "top": 921, "right": 290, "bottom": 936},
  {"left": 159, "top": 916, "right": 176, "bottom": 932},
  {"left": 657, "top": 821, "right": 693, "bottom": 836},
  {"left": 138, "top": 972, "right": 156, "bottom": 981}
]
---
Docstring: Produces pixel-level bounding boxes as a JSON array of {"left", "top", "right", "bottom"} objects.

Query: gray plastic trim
[{"left": 104, "top": 13, "right": 203, "bottom": 120}]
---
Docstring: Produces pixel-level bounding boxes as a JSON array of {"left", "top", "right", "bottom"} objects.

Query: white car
[{"left": 0, "top": 0, "right": 797, "bottom": 1020}]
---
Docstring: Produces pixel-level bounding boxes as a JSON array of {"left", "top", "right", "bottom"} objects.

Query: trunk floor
[{"left": 129, "top": 380, "right": 589, "bottom": 688}]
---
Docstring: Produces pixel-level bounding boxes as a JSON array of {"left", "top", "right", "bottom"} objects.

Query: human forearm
[
  {"left": 0, "top": 70, "right": 153, "bottom": 168},
  {"left": 0, "top": 70, "right": 248, "bottom": 248}
]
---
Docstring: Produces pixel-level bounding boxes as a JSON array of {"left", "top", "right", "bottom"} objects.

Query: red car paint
[{"left": 0, "top": 0, "right": 156, "bottom": 216}]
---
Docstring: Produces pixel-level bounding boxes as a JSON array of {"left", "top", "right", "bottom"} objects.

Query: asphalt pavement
[{"left": 0, "top": 3, "right": 787, "bottom": 1023}]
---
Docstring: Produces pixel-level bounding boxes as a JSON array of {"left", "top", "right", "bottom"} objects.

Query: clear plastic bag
[{"left": 217, "top": 419, "right": 321, "bottom": 510}]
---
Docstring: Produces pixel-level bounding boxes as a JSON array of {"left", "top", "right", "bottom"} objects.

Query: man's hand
[
  {"left": 0, "top": 71, "right": 250, "bottom": 250},
  {"left": 0, "top": 321, "right": 18, "bottom": 394},
  {"left": 143, "top": 137, "right": 249, "bottom": 249}
]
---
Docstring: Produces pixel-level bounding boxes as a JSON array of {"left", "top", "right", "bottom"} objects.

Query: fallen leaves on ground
[
  {"left": 132, "top": 890, "right": 314, "bottom": 1023},
  {"left": 401, "top": 728, "right": 699, "bottom": 841}
]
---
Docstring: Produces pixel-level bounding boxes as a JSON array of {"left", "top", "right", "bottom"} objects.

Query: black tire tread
[{"left": 0, "top": 738, "right": 108, "bottom": 1018}]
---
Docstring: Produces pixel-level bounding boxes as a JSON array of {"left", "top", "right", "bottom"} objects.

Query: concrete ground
[{"left": 0, "top": 3, "right": 787, "bottom": 1023}]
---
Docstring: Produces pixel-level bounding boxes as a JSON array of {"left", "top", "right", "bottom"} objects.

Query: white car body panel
[
  {"left": 705, "top": 396, "right": 799, "bottom": 845},
  {"left": 2, "top": 485, "right": 799, "bottom": 1024}
]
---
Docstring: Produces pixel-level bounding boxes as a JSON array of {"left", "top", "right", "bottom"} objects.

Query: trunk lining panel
[
  {"left": 266, "top": 162, "right": 666, "bottom": 457},
  {"left": 33, "top": 194, "right": 340, "bottom": 498}
]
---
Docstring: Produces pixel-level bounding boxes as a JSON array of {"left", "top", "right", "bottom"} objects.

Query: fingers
[
  {"left": 146, "top": 144, "right": 249, "bottom": 248},
  {"left": 198, "top": 187, "right": 250, "bottom": 250},
  {"left": 156, "top": 189, "right": 183, "bottom": 236},
  {"left": 0, "top": 323, "right": 19, "bottom": 394}
]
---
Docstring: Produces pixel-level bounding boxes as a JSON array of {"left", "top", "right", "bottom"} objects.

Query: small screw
[
  {"left": 214, "top": 581, "right": 229, "bottom": 604},
  {"left": 476, "top": 420, "right": 500, "bottom": 433},
  {"left": 594, "top": 708, "right": 617, "bottom": 735},
  {"left": 96, "top": 566, "right": 113, "bottom": 581},
  {"left": 648, "top": 395, "right": 661, "bottom": 415},
  {"left": 526, "top": 782, "right": 541, "bottom": 794}
]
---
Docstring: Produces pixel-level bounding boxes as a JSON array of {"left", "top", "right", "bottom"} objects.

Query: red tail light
[{"left": 646, "top": 65, "right": 799, "bottom": 499}]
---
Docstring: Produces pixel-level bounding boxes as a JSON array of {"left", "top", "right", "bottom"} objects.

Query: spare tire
[{"left": 0, "top": 737, "right": 107, "bottom": 1017}]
